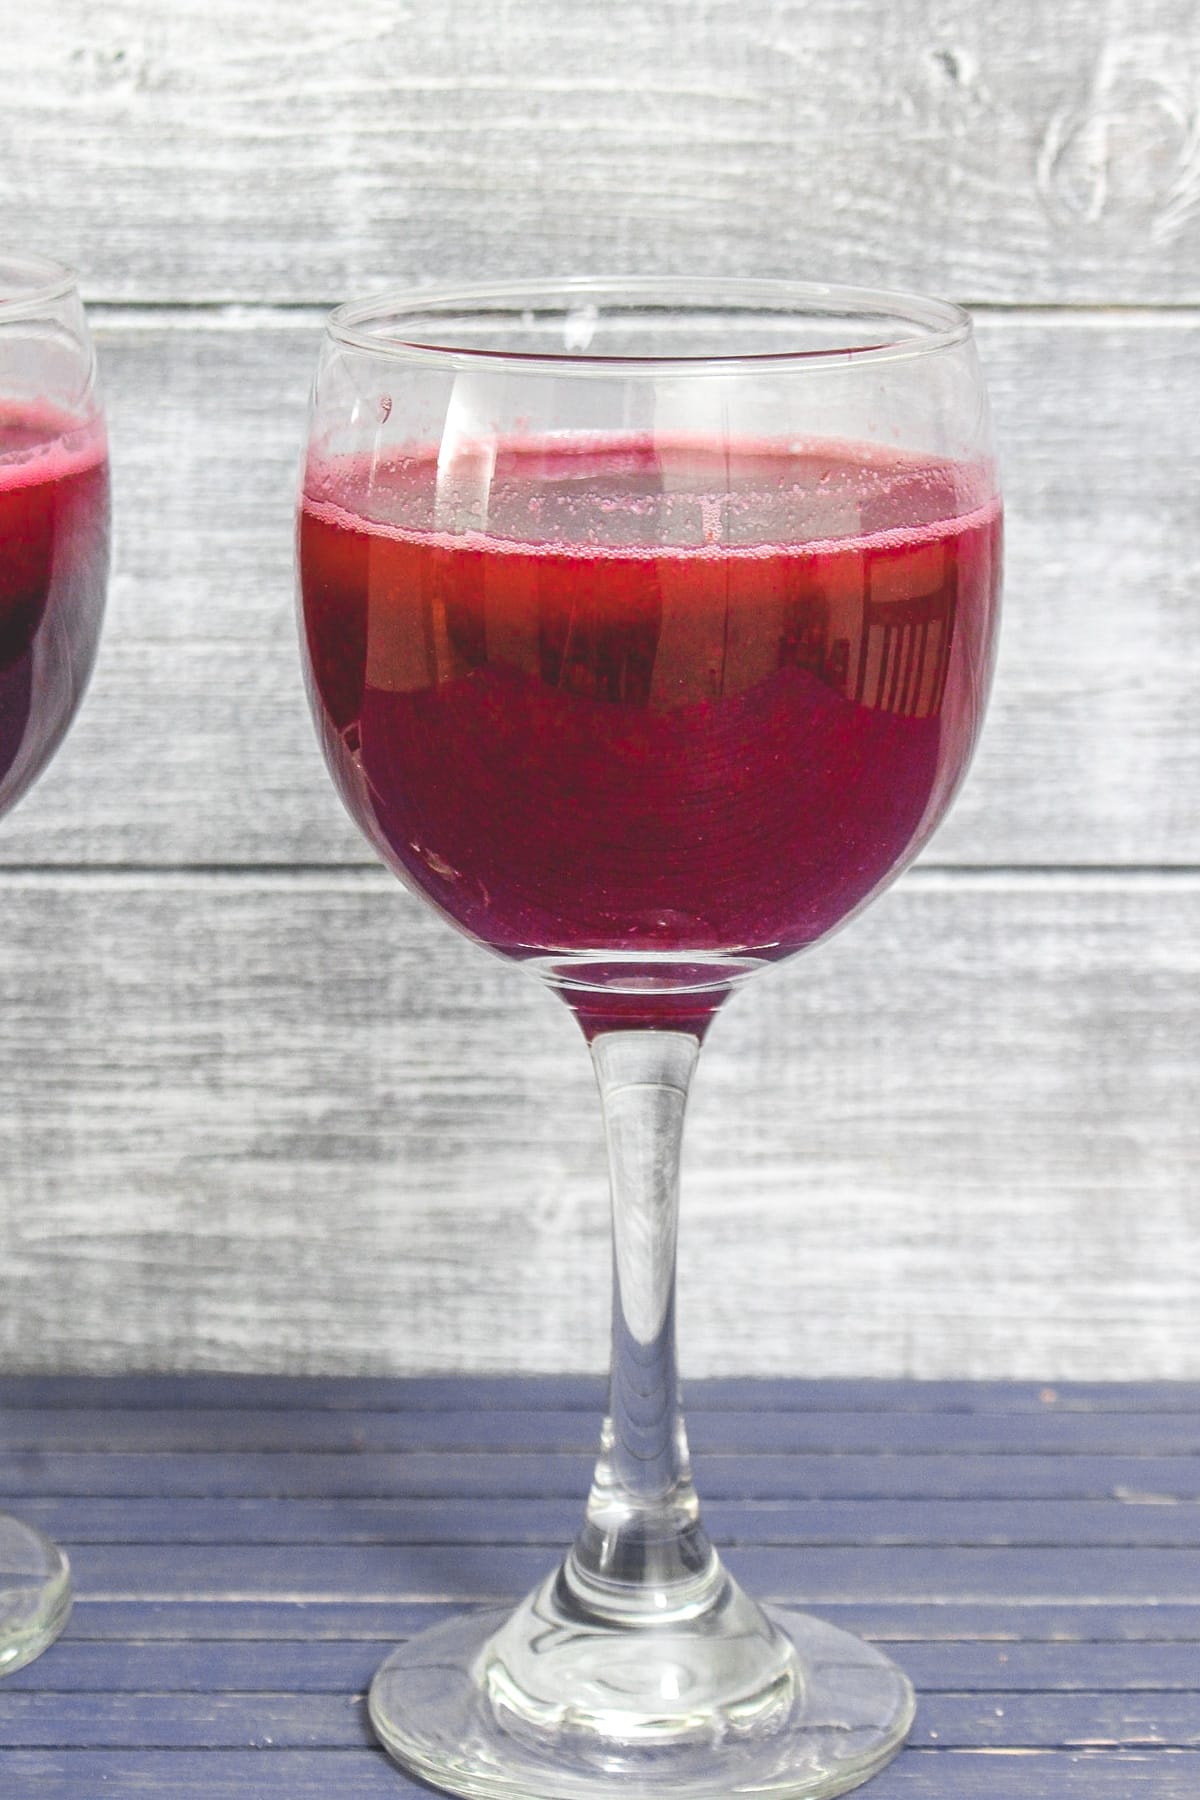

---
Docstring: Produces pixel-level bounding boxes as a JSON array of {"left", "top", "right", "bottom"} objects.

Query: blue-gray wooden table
[{"left": 0, "top": 1376, "right": 1196, "bottom": 1795}]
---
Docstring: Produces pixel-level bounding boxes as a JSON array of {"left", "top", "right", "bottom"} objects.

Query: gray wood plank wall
[{"left": 1, "top": 1, "right": 1197, "bottom": 1376}]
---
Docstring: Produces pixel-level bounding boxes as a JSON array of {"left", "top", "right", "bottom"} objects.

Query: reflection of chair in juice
[{"left": 853, "top": 548, "right": 958, "bottom": 719}]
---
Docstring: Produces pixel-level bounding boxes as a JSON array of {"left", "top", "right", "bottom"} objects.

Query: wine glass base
[
  {"left": 369, "top": 1604, "right": 915, "bottom": 1800},
  {"left": 0, "top": 1513, "right": 72, "bottom": 1676}
]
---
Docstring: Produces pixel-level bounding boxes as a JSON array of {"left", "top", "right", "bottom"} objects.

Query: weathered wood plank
[
  {"left": 0, "top": 1692, "right": 370, "bottom": 1750},
  {"left": 0, "top": 1749, "right": 1191, "bottom": 1797},
  {"left": 19, "top": 1494, "right": 1200, "bottom": 1547},
  {"left": 2, "top": 312, "right": 1198, "bottom": 869},
  {"left": 3, "top": 1405, "right": 1199, "bottom": 1454},
  {"left": 3, "top": 1377, "right": 1190, "bottom": 1789},
  {"left": 0, "top": 1748, "right": 407, "bottom": 1797},
  {"left": 0, "top": 1686, "right": 1197, "bottom": 1750},
  {"left": 6, "top": 1451, "right": 1200, "bottom": 1502},
  {"left": 903, "top": 1642, "right": 1200, "bottom": 1690},
  {"left": 5, "top": 1374, "right": 1199, "bottom": 1412},
  {"left": 0, "top": 1640, "right": 394, "bottom": 1693},
  {"left": 0, "top": 870, "right": 1196, "bottom": 1377},
  {"left": 61, "top": 1540, "right": 1200, "bottom": 1602},
  {"left": 5, "top": 1635, "right": 1198, "bottom": 1694},
  {"left": 60, "top": 1597, "right": 1200, "bottom": 1642},
  {"left": 67, "top": 1599, "right": 467, "bottom": 1641},
  {"left": 910, "top": 1694, "right": 1200, "bottom": 1748},
  {"left": 4, "top": 0, "right": 1199, "bottom": 303}
]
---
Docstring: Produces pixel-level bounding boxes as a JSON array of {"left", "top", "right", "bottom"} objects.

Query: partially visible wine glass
[
  {"left": 298, "top": 279, "right": 1001, "bottom": 1799},
  {"left": 0, "top": 254, "right": 109, "bottom": 1671}
]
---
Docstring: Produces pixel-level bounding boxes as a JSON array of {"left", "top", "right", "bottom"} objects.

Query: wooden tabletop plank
[
  {"left": 0, "top": 1692, "right": 371, "bottom": 1749},
  {"left": 0, "top": 1748, "right": 1193, "bottom": 1797},
  {"left": 15, "top": 1494, "right": 1200, "bottom": 1547},
  {"left": 61, "top": 1541, "right": 1200, "bottom": 1604},
  {"left": 3, "top": 1375, "right": 1198, "bottom": 1414},
  {"left": 4, "top": 1407, "right": 1198, "bottom": 1455},
  {"left": 4, "top": 1637, "right": 1198, "bottom": 1695},
  {"left": 2, "top": 1687, "right": 1200, "bottom": 1751},
  {"left": 6, "top": 1451, "right": 1199, "bottom": 1501},
  {"left": 910, "top": 1693, "right": 1200, "bottom": 1748},
  {"left": 888, "top": 1643, "right": 1200, "bottom": 1692},
  {"left": 1, "top": 1379, "right": 1193, "bottom": 1796},
  {"left": 60, "top": 1597, "right": 1200, "bottom": 1644}
]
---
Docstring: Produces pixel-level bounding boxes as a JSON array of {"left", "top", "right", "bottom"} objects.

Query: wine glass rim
[
  {"left": 0, "top": 253, "right": 79, "bottom": 321},
  {"left": 326, "top": 276, "right": 973, "bottom": 374}
]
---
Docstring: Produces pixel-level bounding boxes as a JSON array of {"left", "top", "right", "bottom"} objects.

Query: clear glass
[
  {"left": 0, "top": 253, "right": 110, "bottom": 1670},
  {"left": 296, "top": 277, "right": 1002, "bottom": 1798}
]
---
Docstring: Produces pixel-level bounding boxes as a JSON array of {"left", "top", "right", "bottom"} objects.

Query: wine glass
[
  {"left": 0, "top": 253, "right": 109, "bottom": 1670},
  {"left": 297, "top": 278, "right": 1001, "bottom": 1800}
]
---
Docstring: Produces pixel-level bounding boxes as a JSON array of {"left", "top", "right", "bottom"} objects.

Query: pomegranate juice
[{"left": 300, "top": 438, "right": 1000, "bottom": 1026}]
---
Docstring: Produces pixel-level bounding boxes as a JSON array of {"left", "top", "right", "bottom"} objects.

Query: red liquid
[
  {"left": 300, "top": 438, "right": 1000, "bottom": 1033},
  {"left": 0, "top": 405, "right": 109, "bottom": 820}
]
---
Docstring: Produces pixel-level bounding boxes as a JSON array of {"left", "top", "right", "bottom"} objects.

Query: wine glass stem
[{"left": 562, "top": 1029, "right": 724, "bottom": 1625}]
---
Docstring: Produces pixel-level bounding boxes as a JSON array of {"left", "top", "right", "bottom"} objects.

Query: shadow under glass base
[
  {"left": 369, "top": 1602, "right": 915, "bottom": 1800},
  {"left": 0, "top": 1513, "right": 71, "bottom": 1676}
]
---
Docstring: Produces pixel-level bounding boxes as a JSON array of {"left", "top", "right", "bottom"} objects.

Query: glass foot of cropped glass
[{"left": 0, "top": 1516, "right": 72, "bottom": 1676}]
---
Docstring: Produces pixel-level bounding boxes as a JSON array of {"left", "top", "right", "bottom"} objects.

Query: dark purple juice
[
  {"left": 300, "top": 437, "right": 1000, "bottom": 1032},
  {"left": 0, "top": 404, "right": 109, "bottom": 820}
]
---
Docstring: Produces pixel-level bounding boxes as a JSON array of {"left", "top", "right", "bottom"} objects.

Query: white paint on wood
[
  {"left": 3, "top": 0, "right": 1199, "bottom": 303},
  {"left": 1037, "top": 36, "right": 1200, "bottom": 245},
  {"left": 0, "top": 870, "right": 1194, "bottom": 1378}
]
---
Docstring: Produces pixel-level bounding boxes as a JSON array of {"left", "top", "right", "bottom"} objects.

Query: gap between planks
[{"left": 0, "top": 866, "right": 1198, "bottom": 889}]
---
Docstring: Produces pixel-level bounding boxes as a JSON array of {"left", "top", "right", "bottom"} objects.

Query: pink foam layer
[
  {"left": 0, "top": 403, "right": 108, "bottom": 494},
  {"left": 302, "top": 435, "right": 999, "bottom": 562}
]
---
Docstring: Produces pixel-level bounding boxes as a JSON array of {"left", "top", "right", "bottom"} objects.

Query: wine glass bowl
[
  {"left": 297, "top": 278, "right": 1001, "bottom": 1799},
  {"left": 0, "top": 252, "right": 109, "bottom": 1672}
]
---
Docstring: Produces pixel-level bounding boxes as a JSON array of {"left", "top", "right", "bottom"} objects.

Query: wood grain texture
[
  {"left": 0, "top": 1376, "right": 1195, "bottom": 1796},
  {"left": 0, "top": 1749, "right": 1191, "bottom": 1798},
  {"left": 0, "top": 1750, "right": 1192, "bottom": 1797},
  {"left": 3, "top": 1373, "right": 1200, "bottom": 1410},
  {"left": 0, "top": 309, "right": 1196, "bottom": 871},
  {"left": 2, "top": 2, "right": 1198, "bottom": 1380},
  {"left": 15, "top": 1494, "right": 1200, "bottom": 1547},
  {"left": 6, "top": 1452, "right": 1200, "bottom": 1502},
  {"left": 3, "top": 0, "right": 1200, "bottom": 303},
  {"left": 51, "top": 1541, "right": 1200, "bottom": 1601},
  {"left": 0, "top": 869, "right": 1195, "bottom": 1377},
  {"left": 58, "top": 1596, "right": 1200, "bottom": 1642},
  {"left": 6, "top": 1635, "right": 1200, "bottom": 1691},
  {"left": 6, "top": 1405, "right": 1200, "bottom": 1454},
  {"left": 4, "top": 1686, "right": 1200, "bottom": 1748}
]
